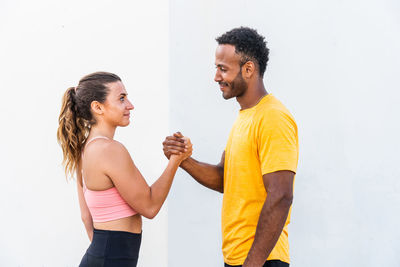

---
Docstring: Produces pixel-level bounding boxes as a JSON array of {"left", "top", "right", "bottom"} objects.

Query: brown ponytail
[
  {"left": 57, "top": 86, "right": 89, "bottom": 178},
  {"left": 57, "top": 72, "right": 121, "bottom": 178}
]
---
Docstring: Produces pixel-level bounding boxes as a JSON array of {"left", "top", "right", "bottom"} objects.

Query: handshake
[{"left": 162, "top": 132, "right": 193, "bottom": 163}]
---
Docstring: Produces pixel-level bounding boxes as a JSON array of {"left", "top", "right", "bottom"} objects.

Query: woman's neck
[{"left": 88, "top": 123, "right": 116, "bottom": 140}]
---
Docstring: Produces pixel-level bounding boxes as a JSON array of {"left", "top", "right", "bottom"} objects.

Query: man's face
[{"left": 214, "top": 44, "right": 248, "bottom": 100}]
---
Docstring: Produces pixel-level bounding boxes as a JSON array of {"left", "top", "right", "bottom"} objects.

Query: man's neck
[{"left": 237, "top": 80, "right": 268, "bottom": 110}]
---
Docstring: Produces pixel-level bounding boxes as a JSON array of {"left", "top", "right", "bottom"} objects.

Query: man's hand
[
  {"left": 162, "top": 132, "right": 191, "bottom": 159},
  {"left": 170, "top": 136, "right": 193, "bottom": 163}
]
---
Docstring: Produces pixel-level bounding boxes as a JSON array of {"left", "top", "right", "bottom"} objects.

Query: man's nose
[{"left": 214, "top": 71, "right": 222, "bottom": 83}]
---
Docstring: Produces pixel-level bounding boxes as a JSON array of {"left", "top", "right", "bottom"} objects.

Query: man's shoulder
[
  {"left": 254, "top": 104, "right": 296, "bottom": 132},
  {"left": 256, "top": 102, "right": 290, "bottom": 121}
]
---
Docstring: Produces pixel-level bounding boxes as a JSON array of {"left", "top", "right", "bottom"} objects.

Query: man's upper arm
[{"left": 262, "top": 171, "right": 294, "bottom": 198}]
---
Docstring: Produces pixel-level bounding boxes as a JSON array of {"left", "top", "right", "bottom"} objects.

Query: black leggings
[
  {"left": 79, "top": 229, "right": 142, "bottom": 267},
  {"left": 225, "top": 260, "right": 289, "bottom": 267}
]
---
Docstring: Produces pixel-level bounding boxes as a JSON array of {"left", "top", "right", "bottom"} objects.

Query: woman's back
[{"left": 82, "top": 137, "right": 116, "bottom": 191}]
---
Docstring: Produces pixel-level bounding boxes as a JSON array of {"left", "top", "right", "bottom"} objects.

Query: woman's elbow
[
  {"left": 143, "top": 213, "right": 156, "bottom": 220},
  {"left": 141, "top": 207, "right": 159, "bottom": 219}
]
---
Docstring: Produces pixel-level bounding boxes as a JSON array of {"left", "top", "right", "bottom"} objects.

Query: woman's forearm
[
  {"left": 83, "top": 220, "right": 94, "bottom": 242},
  {"left": 147, "top": 157, "right": 181, "bottom": 218}
]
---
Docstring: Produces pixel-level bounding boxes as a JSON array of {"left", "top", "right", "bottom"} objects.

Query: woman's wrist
[{"left": 169, "top": 154, "right": 183, "bottom": 165}]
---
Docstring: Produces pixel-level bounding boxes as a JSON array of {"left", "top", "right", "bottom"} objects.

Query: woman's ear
[{"left": 91, "top": 101, "right": 104, "bottom": 115}]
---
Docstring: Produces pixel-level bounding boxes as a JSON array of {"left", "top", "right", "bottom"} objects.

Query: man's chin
[{"left": 222, "top": 92, "right": 234, "bottom": 100}]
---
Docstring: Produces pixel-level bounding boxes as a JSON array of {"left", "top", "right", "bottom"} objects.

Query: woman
[{"left": 57, "top": 72, "right": 191, "bottom": 266}]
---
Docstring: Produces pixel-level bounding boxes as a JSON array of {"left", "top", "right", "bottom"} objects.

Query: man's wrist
[
  {"left": 179, "top": 157, "right": 193, "bottom": 169},
  {"left": 243, "top": 257, "right": 265, "bottom": 267}
]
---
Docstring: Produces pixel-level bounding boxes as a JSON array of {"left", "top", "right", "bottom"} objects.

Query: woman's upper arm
[{"left": 103, "top": 142, "right": 152, "bottom": 216}]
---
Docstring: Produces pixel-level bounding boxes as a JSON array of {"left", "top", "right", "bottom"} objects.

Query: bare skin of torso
[{"left": 93, "top": 214, "right": 142, "bottom": 234}]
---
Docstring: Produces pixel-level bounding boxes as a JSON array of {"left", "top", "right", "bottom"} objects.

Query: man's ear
[
  {"left": 242, "top": 61, "right": 256, "bottom": 79},
  {"left": 91, "top": 101, "right": 104, "bottom": 115}
]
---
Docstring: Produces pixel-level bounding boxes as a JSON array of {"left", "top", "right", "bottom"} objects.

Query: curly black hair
[{"left": 216, "top": 27, "right": 269, "bottom": 77}]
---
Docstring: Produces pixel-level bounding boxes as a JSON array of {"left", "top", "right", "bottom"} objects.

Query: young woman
[{"left": 57, "top": 72, "right": 191, "bottom": 267}]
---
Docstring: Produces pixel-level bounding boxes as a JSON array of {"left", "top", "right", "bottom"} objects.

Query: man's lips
[{"left": 219, "top": 82, "right": 229, "bottom": 90}]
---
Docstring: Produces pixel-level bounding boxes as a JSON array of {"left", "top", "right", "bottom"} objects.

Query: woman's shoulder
[{"left": 85, "top": 138, "right": 130, "bottom": 159}]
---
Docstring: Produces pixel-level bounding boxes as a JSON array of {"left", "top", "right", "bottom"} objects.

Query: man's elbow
[
  {"left": 216, "top": 184, "right": 224, "bottom": 193},
  {"left": 279, "top": 192, "right": 293, "bottom": 208},
  {"left": 269, "top": 190, "right": 293, "bottom": 209}
]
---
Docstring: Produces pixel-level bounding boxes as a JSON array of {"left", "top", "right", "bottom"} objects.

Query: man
[{"left": 163, "top": 27, "right": 299, "bottom": 267}]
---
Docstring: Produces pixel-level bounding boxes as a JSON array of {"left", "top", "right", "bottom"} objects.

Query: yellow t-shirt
[{"left": 222, "top": 94, "right": 299, "bottom": 265}]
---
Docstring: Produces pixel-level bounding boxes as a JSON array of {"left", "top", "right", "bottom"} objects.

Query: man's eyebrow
[
  {"left": 119, "top": 93, "right": 127, "bottom": 96},
  {"left": 216, "top": 64, "right": 227, "bottom": 68}
]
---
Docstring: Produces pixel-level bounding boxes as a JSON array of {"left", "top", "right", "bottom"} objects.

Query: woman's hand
[
  {"left": 168, "top": 132, "right": 192, "bottom": 163},
  {"left": 163, "top": 132, "right": 187, "bottom": 159}
]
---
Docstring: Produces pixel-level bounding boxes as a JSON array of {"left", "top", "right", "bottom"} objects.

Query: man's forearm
[
  {"left": 243, "top": 194, "right": 293, "bottom": 266},
  {"left": 180, "top": 157, "right": 224, "bottom": 193}
]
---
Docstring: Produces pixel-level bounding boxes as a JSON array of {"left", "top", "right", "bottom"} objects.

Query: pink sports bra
[{"left": 82, "top": 136, "right": 137, "bottom": 222}]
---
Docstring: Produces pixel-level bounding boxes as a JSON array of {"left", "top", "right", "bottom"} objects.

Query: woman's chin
[{"left": 119, "top": 120, "right": 131, "bottom": 127}]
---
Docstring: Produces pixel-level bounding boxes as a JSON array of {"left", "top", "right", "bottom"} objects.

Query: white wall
[
  {"left": 0, "top": 0, "right": 169, "bottom": 266},
  {"left": 168, "top": 0, "right": 400, "bottom": 266},
  {"left": 1, "top": 0, "right": 400, "bottom": 266}
]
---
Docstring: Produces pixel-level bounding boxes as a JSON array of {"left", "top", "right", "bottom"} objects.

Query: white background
[
  {"left": 1, "top": 0, "right": 399, "bottom": 266},
  {"left": 0, "top": 0, "right": 169, "bottom": 266},
  {"left": 168, "top": 0, "right": 400, "bottom": 266}
]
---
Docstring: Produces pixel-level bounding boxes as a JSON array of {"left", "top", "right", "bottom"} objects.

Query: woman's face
[{"left": 102, "top": 81, "right": 134, "bottom": 127}]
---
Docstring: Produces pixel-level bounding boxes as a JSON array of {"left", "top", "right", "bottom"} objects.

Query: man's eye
[
  {"left": 120, "top": 97, "right": 125, "bottom": 101},
  {"left": 215, "top": 66, "right": 226, "bottom": 72}
]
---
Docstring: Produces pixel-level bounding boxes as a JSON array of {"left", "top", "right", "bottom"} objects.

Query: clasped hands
[{"left": 162, "top": 132, "right": 192, "bottom": 163}]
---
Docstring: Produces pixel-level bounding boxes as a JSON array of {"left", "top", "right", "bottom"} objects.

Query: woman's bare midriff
[{"left": 93, "top": 214, "right": 142, "bottom": 234}]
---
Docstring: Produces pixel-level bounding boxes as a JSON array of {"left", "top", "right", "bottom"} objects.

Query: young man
[{"left": 163, "top": 27, "right": 299, "bottom": 267}]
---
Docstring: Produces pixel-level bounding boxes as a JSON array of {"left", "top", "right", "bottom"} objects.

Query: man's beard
[{"left": 221, "top": 69, "right": 248, "bottom": 100}]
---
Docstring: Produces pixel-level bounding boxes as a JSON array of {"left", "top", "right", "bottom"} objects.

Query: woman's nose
[{"left": 127, "top": 100, "right": 134, "bottom": 110}]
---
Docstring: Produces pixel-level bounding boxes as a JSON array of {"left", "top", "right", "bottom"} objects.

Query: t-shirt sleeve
[{"left": 257, "top": 109, "right": 298, "bottom": 175}]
